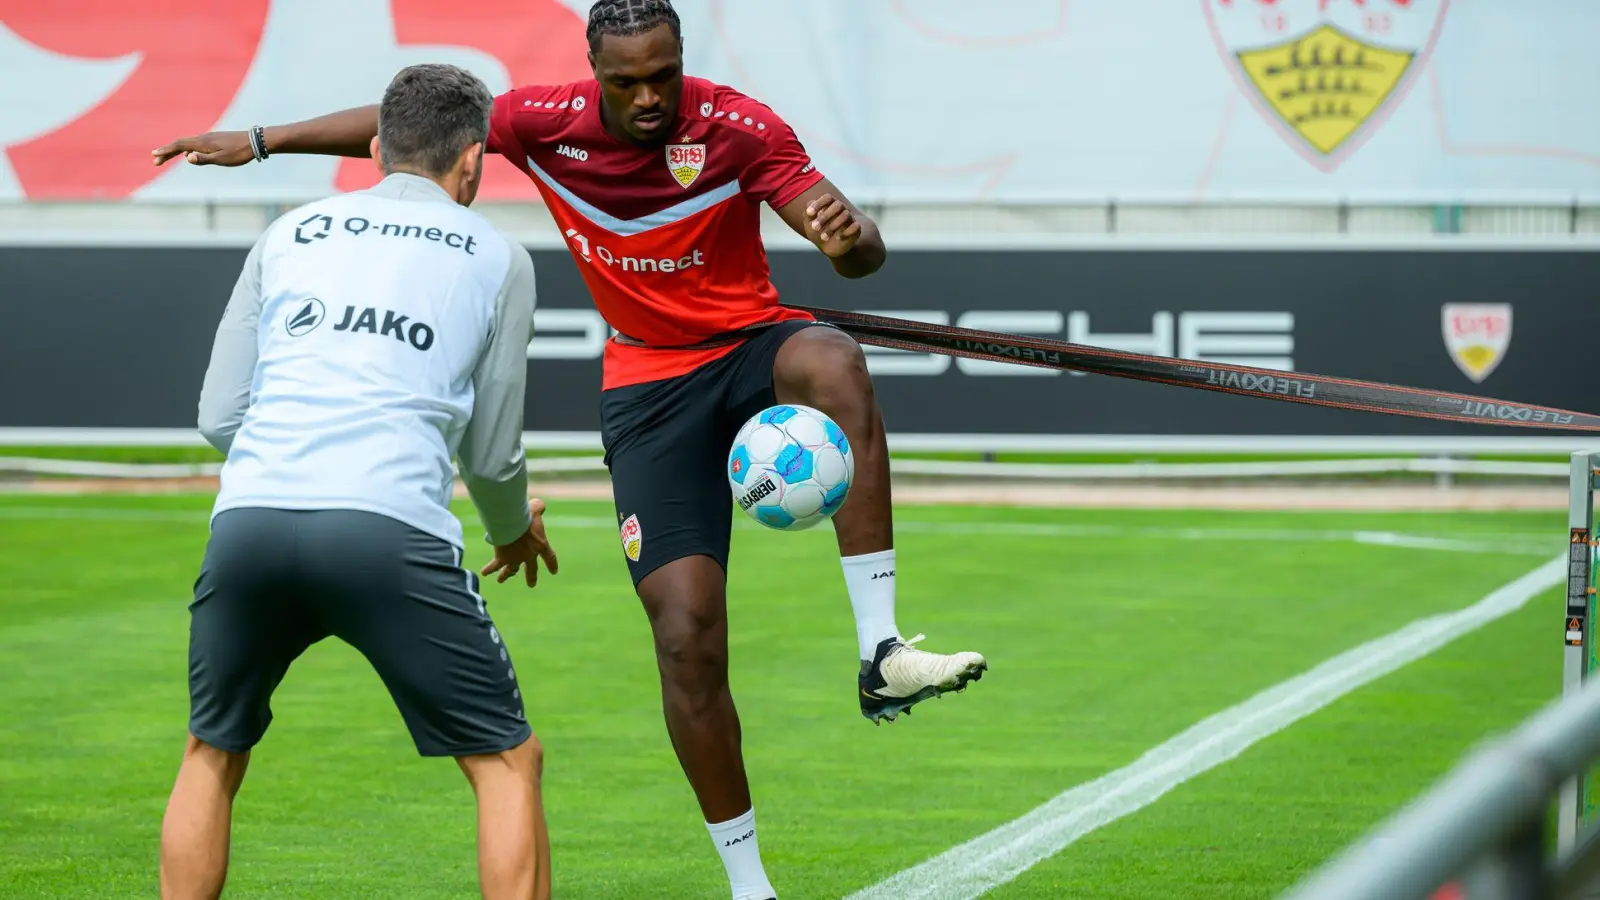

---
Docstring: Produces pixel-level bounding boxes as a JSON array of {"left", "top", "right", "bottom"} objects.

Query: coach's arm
[
  {"left": 457, "top": 244, "right": 539, "bottom": 547},
  {"left": 197, "top": 236, "right": 266, "bottom": 453},
  {"left": 775, "top": 179, "right": 885, "bottom": 280}
]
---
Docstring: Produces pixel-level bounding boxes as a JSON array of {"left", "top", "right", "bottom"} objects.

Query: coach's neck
[{"left": 368, "top": 136, "right": 484, "bottom": 207}]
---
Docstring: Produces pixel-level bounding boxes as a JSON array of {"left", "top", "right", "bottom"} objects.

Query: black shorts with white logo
[
  {"left": 600, "top": 320, "right": 825, "bottom": 586},
  {"left": 187, "top": 507, "right": 531, "bottom": 757}
]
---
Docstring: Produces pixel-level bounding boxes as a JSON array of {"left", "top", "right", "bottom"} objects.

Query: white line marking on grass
[
  {"left": 0, "top": 506, "right": 212, "bottom": 523},
  {"left": 0, "top": 507, "right": 1555, "bottom": 556},
  {"left": 844, "top": 556, "right": 1566, "bottom": 900},
  {"left": 891, "top": 520, "right": 1553, "bottom": 556}
]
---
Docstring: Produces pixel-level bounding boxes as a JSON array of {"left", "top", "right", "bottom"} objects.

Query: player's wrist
[{"left": 247, "top": 125, "right": 270, "bottom": 163}]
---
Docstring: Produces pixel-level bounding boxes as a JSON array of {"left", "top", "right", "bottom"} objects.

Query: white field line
[
  {"left": 844, "top": 557, "right": 1566, "bottom": 900},
  {"left": 0, "top": 506, "right": 1556, "bottom": 556}
]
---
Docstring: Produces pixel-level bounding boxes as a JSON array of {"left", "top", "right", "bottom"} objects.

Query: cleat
[{"left": 859, "top": 633, "right": 987, "bottom": 724}]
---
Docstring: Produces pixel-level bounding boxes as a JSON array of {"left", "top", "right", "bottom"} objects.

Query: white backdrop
[{"left": 1, "top": 0, "right": 1596, "bottom": 203}]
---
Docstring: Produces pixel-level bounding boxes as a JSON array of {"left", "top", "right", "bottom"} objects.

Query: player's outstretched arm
[
  {"left": 152, "top": 106, "right": 380, "bottom": 168},
  {"left": 461, "top": 246, "right": 558, "bottom": 588},
  {"left": 197, "top": 235, "right": 267, "bottom": 453},
  {"left": 776, "top": 179, "right": 886, "bottom": 279}
]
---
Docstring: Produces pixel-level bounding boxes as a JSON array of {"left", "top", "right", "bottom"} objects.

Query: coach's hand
[
  {"left": 805, "top": 193, "right": 863, "bottom": 258},
  {"left": 152, "top": 131, "right": 255, "bottom": 167},
  {"left": 482, "top": 500, "right": 560, "bottom": 587}
]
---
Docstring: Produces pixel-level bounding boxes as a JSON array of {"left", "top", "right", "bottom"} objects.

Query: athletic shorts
[
  {"left": 600, "top": 320, "right": 825, "bottom": 585},
  {"left": 187, "top": 507, "right": 531, "bottom": 757}
]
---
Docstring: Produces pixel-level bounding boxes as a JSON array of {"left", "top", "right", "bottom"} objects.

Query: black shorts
[
  {"left": 187, "top": 507, "right": 531, "bottom": 757},
  {"left": 601, "top": 320, "right": 825, "bottom": 585}
]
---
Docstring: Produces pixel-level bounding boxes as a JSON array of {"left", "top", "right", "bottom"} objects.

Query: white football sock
[
  {"left": 841, "top": 549, "right": 901, "bottom": 660},
  {"left": 706, "top": 808, "right": 776, "bottom": 900}
]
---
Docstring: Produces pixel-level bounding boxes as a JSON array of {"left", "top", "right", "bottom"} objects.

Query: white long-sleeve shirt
[{"left": 197, "top": 173, "right": 537, "bottom": 549}]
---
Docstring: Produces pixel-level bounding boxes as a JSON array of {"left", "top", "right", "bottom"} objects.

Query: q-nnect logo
[
  {"left": 285, "top": 298, "right": 326, "bottom": 337},
  {"left": 294, "top": 214, "right": 332, "bottom": 244}
]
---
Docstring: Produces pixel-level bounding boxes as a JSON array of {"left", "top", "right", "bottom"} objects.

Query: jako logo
[
  {"left": 331, "top": 305, "right": 435, "bottom": 351},
  {"left": 285, "top": 298, "right": 326, "bottom": 337},
  {"left": 556, "top": 144, "right": 588, "bottom": 162},
  {"left": 871, "top": 570, "right": 894, "bottom": 580},
  {"left": 724, "top": 829, "right": 755, "bottom": 848}
]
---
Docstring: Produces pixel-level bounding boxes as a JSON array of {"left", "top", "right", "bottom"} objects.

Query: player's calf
[
  {"left": 458, "top": 735, "right": 550, "bottom": 900},
  {"left": 638, "top": 557, "right": 753, "bottom": 822},
  {"left": 160, "top": 735, "right": 250, "bottom": 900},
  {"left": 638, "top": 557, "right": 778, "bottom": 898},
  {"left": 772, "top": 326, "right": 901, "bottom": 659},
  {"left": 771, "top": 325, "right": 990, "bottom": 723}
]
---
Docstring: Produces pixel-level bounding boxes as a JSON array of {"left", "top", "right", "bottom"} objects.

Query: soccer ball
[{"left": 728, "top": 404, "right": 854, "bottom": 531}]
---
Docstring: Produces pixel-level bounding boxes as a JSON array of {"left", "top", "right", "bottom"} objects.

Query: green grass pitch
[{"left": 0, "top": 493, "right": 1568, "bottom": 898}]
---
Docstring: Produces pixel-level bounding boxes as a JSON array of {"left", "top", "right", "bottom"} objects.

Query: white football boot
[{"left": 858, "top": 634, "right": 988, "bottom": 724}]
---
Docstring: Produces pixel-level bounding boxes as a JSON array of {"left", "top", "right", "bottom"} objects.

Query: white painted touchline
[
  {"left": 0, "top": 507, "right": 1556, "bottom": 556},
  {"left": 893, "top": 521, "right": 1553, "bottom": 557},
  {"left": 843, "top": 556, "right": 1567, "bottom": 900}
]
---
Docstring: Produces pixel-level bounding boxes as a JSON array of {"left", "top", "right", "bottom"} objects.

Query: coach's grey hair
[{"left": 377, "top": 64, "right": 494, "bottom": 177}]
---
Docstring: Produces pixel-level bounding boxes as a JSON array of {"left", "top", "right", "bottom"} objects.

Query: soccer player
[
  {"left": 154, "top": 3, "right": 986, "bottom": 897},
  {"left": 161, "top": 65, "right": 557, "bottom": 900}
]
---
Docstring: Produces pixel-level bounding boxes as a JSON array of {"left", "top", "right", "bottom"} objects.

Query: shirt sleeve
[
  {"left": 196, "top": 234, "right": 266, "bottom": 454},
  {"left": 486, "top": 90, "right": 527, "bottom": 161},
  {"left": 458, "top": 239, "right": 538, "bottom": 547},
  {"left": 741, "top": 111, "right": 825, "bottom": 209}
]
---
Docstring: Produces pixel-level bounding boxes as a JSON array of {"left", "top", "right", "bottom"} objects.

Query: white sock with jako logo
[
  {"left": 707, "top": 807, "right": 776, "bottom": 900},
  {"left": 841, "top": 549, "right": 901, "bottom": 661}
]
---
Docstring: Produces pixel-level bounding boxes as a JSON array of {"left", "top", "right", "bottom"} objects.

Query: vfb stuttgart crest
[
  {"left": 619, "top": 513, "right": 642, "bottom": 562},
  {"left": 666, "top": 144, "right": 706, "bottom": 189},
  {"left": 1205, "top": 0, "right": 1449, "bottom": 170},
  {"left": 1441, "top": 303, "right": 1512, "bottom": 383}
]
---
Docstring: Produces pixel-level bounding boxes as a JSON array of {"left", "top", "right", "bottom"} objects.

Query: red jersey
[{"left": 486, "top": 76, "right": 825, "bottom": 389}]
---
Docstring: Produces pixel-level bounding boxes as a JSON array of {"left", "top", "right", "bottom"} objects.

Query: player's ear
[
  {"left": 587, "top": 49, "right": 599, "bottom": 77},
  {"left": 369, "top": 136, "right": 383, "bottom": 173},
  {"left": 458, "top": 142, "right": 485, "bottom": 207}
]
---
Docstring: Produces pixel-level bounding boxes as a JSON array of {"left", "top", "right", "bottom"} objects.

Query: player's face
[{"left": 588, "top": 24, "right": 684, "bottom": 145}]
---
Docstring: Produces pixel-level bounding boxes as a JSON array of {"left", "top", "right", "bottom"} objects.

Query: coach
[{"left": 157, "top": 64, "right": 557, "bottom": 900}]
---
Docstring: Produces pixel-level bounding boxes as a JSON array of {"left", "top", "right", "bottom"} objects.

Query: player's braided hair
[{"left": 586, "top": 0, "right": 682, "bottom": 51}]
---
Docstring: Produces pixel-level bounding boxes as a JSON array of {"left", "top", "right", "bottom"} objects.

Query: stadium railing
[
  {"left": 1286, "top": 449, "right": 1600, "bottom": 900},
  {"left": 0, "top": 455, "right": 1573, "bottom": 482},
  {"left": 4, "top": 200, "right": 1599, "bottom": 240},
  {"left": 1280, "top": 671, "right": 1600, "bottom": 900}
]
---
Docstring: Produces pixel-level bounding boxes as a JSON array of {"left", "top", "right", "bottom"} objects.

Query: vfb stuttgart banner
[
  {"left": 1205, "top": 0, "right": 1446, "bottom": 170},
  {"left": 0, "top": 0, "right": 1595, "bottom": 203}
]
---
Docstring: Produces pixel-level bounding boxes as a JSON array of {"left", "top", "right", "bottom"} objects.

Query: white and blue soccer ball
[{"left": 728, "top": 404, "right": 854, "bottom": 531}]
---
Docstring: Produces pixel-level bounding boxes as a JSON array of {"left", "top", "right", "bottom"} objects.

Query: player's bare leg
[
  {"left": 457, "top": 735, "right": 551, "bottom": 900},
  {"left": 772, "top": 326, "right": 987, "bottom": 723},
  {"left": 638, "top": 555, "right": 776, "bottom": 900},
  {"left": 159, "top": 735, "right": 249, "bottom": 900}
]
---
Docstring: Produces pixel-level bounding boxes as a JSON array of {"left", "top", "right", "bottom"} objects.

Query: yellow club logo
[
  {"left": 1205, "top": 0, "right": 1449, "bottom": 169},
  {"left": 619, "top": 513, "right": 642, "bottom": 562},
  {"left": 666, "top": 144, "right": 706, "bottom": 189}
]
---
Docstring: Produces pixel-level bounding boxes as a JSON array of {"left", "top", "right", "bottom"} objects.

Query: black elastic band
[{"left": 787, "top": 304, "right": 1600, "bottom": 433}]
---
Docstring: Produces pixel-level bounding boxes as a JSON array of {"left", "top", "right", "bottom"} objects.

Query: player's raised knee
[{"left": 777, "top": 326, "right": 873, "bottom": 397}]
